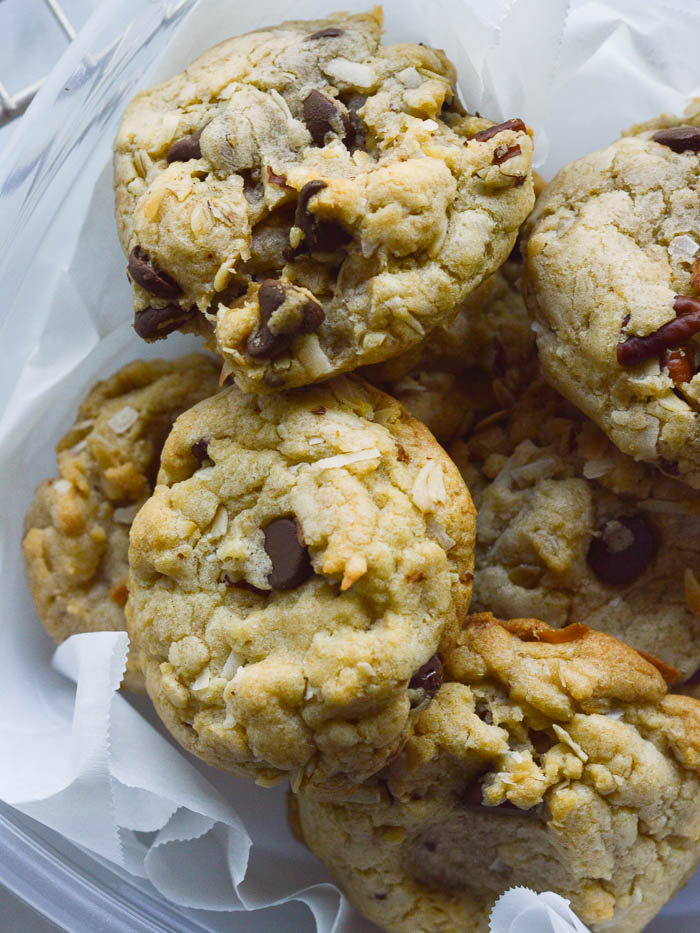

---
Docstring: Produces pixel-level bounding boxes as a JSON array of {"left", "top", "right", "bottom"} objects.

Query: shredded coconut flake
[
  {"left": 313, "top": 448, "right": 381, "bottom": 471},
  {"left": 53, "top": 479, "right": 72, "bottom": 495},
  {"left": 426, "top": 516, "right": 456, "bottom": 550},
  {"left": 108, "top": 406, "right": 139, "bottom": 434},
  {"left": 606, "top": 708, "right": 625, "bottom": 720},
  {"left": 668, "top": 234, "right": 699, "bottom": 261},
  {"left": 208, "top": 505, "right": 228, "bottom": 539},
  {"left": 70, "top": 439, "right": 88, "bottom": 454},
  {"left": 412, "top": 462, "right": 447, "bottom": 512},
  {"left": 297, "top": 334, "right": 333, "bottom": 377},
  {"left": 113, "top": 505, "right": 140, "bottom": 525},
  {"left": 192, "top": 668, "right": 211, "bottom": 692},
  {"left": 552, "top": 723, "right": 589, "bottom": 762},
  {"left": 221, "top": 650, "right": 243, "bottom": 680},
  {"left": 422, "top": 119, "right": 439, "bottom": 132},
  {"left": 582, "top": 458, "right": 615, "bottom": 479},
  {"left": 324, "top": 58, "right": 376, "bottom": 88}
]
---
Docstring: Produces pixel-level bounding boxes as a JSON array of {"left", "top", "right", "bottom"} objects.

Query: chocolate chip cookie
[
  {"left": 126, "top": 375, "right": 476, "bottom": 785},
  {"left": 114, "top": 8, "right": 534, "bottom": 391},
  {"left": 362, "top": 255, "right": 536, "bottom": 444},
  {"left": 23, "top": 355, "right": 220, "bottom": 692},
  {"left": 522, "top": 99, "right": 700, "bottom": 485},
  {"left": 293, "top": 613, "right": 700, "bottom": 933},
  {"left": 449, "top": 378, "right": 700, "bottom": 692}
]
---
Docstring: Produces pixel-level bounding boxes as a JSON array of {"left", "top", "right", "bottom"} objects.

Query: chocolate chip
[
  {"left": 303, "top": 90, "right": 347, "bottom": 147},
  {"left": 661, "top": 345, "right": 695, "bottom": 383},
  {"left": 652, "top": 126, "right": 700, "bottom": 153},
  {"left": 308, "top": 26, "right": 344, "bottom": 39},
  {"left": 683, "top": 668, "right": 700, "bottom": 687},
  {"left": 191, "top": 439, "right": 209, "bottom": 463},
  {"left": 264, "top": 517, "right": 313, "bottom": 590},
  {"left": 617, "top": 297, "right": 700, "bottom": 366},
  {"left": 408, "top": 654, "right": 443, "bottom": 708},
  {"left": 133, "top": 304, "right": 193, "bottom": 340},
  {"left": 471, "top": 118, "right": 526, "bottom": 142},
  {"left": 587, "top": 514, "right": 656, "bottom": 585},
  {"left": 127, "top": 247, "right": 182, "bottom": 299},
  {"left": 246, "top": 279, "right": 324, "bottom": 359},
  {"left": 166, "top": 126, "right": 204, "bottom": 163},
  {"left": 493, "top": 144, "right": 521, "bottom": 165},
  {"left": 224, "top": 574, "right": 267, "bottom": 597},
  {"left": 286, "top": 180, "right": 351, "bottom": 258}
]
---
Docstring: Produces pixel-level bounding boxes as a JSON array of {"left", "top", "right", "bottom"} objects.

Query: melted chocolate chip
[
  {"left": 127, "top": 247, "right": 182, "bottom": 299},
  {"left": 166, "top": 126, "right": 204, "bottom": 163},
  {"left": 408, "top": 655, "right": 443, "bottom": 707},
  {"left": 472, "top": 118, "right": 526, "bottom": 142},
  {"left": 286, "top": 180, "right": 351, "bottom": 258},
  {"left": 308, "top": 26, "right": 344, "bottom": 39},
  {"left": 264, "top": 517, "right": 313, "bottom": 590},
  {"left": 617, "top": 296, "right": 700, "bottom": 365},
  {"left": 586, "top": 514, "right": 657, "bottom": 586},
  {"left": 652, "top": 126, "right": 700, "bottom": 153},
  {"left": 246, "top": 279, "right": 324, "bottom": 359},
  {"left": 659, "top": 458, "right": 680, "bottom": 476},
  {"left": 303, "top": 90, "right": 347, "bottom": 147},
  {"left": 206, "top": 281, "right": 246, "bottom": 315},
  {"left": 133, "top": 304, "right": 193, "bottom": 340},
  {"left": 191, "top": 439, "right": 209, "bottom": 464},
  {"left": 683, "top": 668, "right": 700, "bottom": 687}
]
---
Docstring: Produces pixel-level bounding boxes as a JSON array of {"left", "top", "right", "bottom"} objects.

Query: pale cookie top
[
  {"left": 362, "top": 256, "right": 536, "bottom": 444},
  {"left": 126, "top": 375, "right": 476, "bottom": 785},
  {"left": 294, "top": 613, "right": 700, "bottom": 933},
  {"left": 22, "top": 355, "right": 220, "bottom": 693},
  {"left": 114, "top": 7, "right": 534, "bottom": 392},
  {"left": 522, "top": 99, "right": 700, "bottom": 486},
  {"left": 448, "top": 378, "right": 700, "bottom": 692}
]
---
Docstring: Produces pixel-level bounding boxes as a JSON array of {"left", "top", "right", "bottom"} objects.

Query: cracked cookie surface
[
  {"left": 294, "top": 613, "right": 700, "bottom": 933},
  {"left": 126, "top": 375, "right": 476, "bottom": 785},
  {"left": 114, "top": 8, "right": 534, "bottom": 391},
  {"left": 522, "top": 99, "right": 700, "bottom": 486},
  {"left": 22, "top": 355, "right": 220, "bottom": 692},
  {"left": 448, "top": 378, "right": 700, "bottom": 693}
]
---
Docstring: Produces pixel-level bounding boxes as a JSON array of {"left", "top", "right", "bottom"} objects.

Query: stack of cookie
[{"left": 22, "top": 8, "right": 700, "bottom": 933}]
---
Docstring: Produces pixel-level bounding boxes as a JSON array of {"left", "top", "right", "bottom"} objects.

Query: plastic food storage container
[{"left": 0, "top": 2, "right": 699, "bottom": 931}]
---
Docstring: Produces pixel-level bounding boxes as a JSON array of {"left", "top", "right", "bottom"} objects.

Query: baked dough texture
[
  {"left": 114, "top": 8, "right": 534, "bottom": 391},
  {"left": 449, "top": 378, "right": 700, "bottom": 693},
  {"left": 522, "top": 99, "right": 700, "bottom": 486},
  {"left": 23, "top": 355, "right": 220, "bottom": 692},
  {"left": 294, "top": 613, "right": 700, "bottom": 933},
  {"left": 127, "top": 375, "right": 476, "bottom": 785}
]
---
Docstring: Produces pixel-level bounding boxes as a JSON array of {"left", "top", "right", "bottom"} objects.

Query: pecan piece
[
  {"left": 471, "top": 118, "right": 526, "bottom": 142},
  {"left": 660, "top": 346, "right": 695, "bottom": 383},
  {"left": 617, "top": 296, "right": 700, "bottom": 366},
  {"left": 493, "top": 144, "right": 521, "bottom": 165}
]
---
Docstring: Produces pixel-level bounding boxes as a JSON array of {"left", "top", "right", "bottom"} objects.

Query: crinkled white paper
[{"left": 0, "top": 1, "right": 699, "bottom": 931}]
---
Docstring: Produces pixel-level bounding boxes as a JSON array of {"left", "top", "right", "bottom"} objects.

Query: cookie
[
  {"left": 126, "top": 375, "right": 476, "bottom": 785},
  {"left": 522, "top": 99, "right": 700, "bottom": 486},
  {"left": 294, "top": 613, "right": 700, "bottom": 933},
  {"left": 448, "top": 378, "right": 700, "bottom": 692},
  {"left": 114, "top": 8, "right": 534, "bottom": 391},
  {"left": 23, "top": 355, "right": 220, "bottom": 692},
  {"left": 362, "top": 255, "right": 535, "bottom": 443}
]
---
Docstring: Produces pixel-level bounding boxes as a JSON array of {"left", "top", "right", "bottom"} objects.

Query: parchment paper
[{"left": 1, "top": 1, "right": 699, "bottom": 930}]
